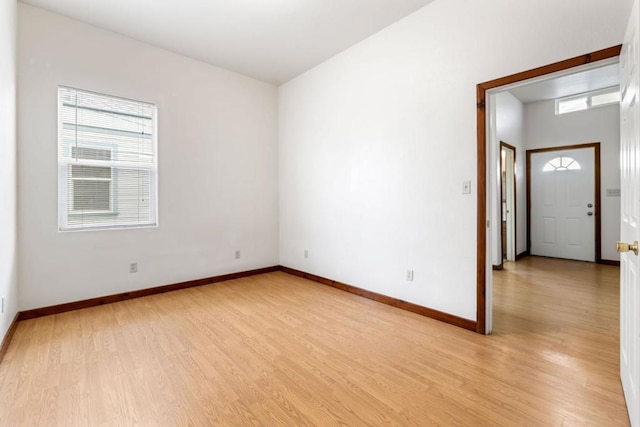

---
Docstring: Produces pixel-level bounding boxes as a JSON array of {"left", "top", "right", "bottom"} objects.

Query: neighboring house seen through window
[
  {"left": 70, "top": 146, "right": 112, "bottom": 212},
  {"left": 58, "top": 86, "right": 158, "bottom": 231}
]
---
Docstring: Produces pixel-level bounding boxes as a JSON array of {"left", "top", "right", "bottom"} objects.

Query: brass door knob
[{"left": 617, "top": 241, "right": 639, "bottom": 255}]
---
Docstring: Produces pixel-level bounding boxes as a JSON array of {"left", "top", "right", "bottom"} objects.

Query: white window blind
[{"left": 58, "top": 86, "right": 158, "bottom": 231}]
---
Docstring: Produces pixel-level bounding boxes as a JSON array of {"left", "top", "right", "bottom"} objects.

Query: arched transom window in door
[{"left": 543, "top": 156, "right": 581, "bottom": 172}]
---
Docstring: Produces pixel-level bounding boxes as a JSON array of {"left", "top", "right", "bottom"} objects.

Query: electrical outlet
[
  {"left": 129, "top": 262, "right": 138, "bottom": 273},
  {"left": 235, "top": 250, "right": 241, "bottom": 259},
  {"left": 406, "top": 270, "right": 414, "bottom": 281},
  {"left": 1, "top": 297, "right": 4, "bottom": 314},
  {"left": 304, "top": 250, "right": 308, "bottom": 259}
]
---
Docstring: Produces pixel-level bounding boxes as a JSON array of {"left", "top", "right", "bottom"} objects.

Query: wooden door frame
[
  {"left": 475, "top": 45, "right": 621, "bottom": 334},
  {"left": 500, "top": 141, "right": 517, "bottom": 265},
  {"left": 526, "top": 143, "right": 602, "bottom": 263}
]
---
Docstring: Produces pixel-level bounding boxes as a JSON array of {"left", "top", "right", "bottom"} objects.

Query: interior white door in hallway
[
  {"left": 529, "top": 147, "right": 596, "bottom": 262},
  {"left": 620, "top": 0, "right": 640, "bottom": 424}
]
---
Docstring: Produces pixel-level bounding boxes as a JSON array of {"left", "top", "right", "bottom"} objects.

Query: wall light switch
[
  {"left": 406, "top": 270, "right": 414, "bottom": 281},
  {"left": 462, "top": 180, "right": 472, "bottom": 194},
  {"left": 607, "top": 188, "right": 621, "bottom": 197}
]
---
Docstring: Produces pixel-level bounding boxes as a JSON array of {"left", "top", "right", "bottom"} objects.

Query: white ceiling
[
  {"left": 21, "top": 0, "right": 436, "bottom": 85},
  {"left": 509, "top": 63, "right": 620, "bottom": 104}
]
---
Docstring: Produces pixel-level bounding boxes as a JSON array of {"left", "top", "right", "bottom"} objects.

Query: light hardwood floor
[{"left": 0, "top": 257, "right": 629, "bottom": 426}]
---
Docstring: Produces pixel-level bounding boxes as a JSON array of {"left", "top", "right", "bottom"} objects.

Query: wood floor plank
[{"left": 0, "top": 257, "right": 629, "bottom": 425}]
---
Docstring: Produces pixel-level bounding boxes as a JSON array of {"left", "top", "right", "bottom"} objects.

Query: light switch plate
[{"left": 462, "top": 180, "right": 471, "bottom": 194}]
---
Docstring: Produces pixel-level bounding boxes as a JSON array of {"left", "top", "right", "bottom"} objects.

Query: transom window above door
[{"left": 555, "top": 87, "right": 620, "bottom": 115}]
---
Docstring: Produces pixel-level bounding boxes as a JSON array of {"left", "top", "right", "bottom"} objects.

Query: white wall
[
  {"left": 524, "top": 100, "right": 621, "bottom": 261},
  {"left": 279, "top": 0, "right": 631, "bottom": 320},
  {"left": 18, "top": 4, "right": 279, "bottom": 310},
  {"left": 0, "top": 0, "right": 18, "bottom": 340},
  {"left": 493, "top": 92, "right": 526, "bottom": 265}
]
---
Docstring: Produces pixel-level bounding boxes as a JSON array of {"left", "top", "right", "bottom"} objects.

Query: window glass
[
  {"left": 557, "top": 97, "right": 588, "bottom": 114},
  {"left": 556, "top": 88, "right": 620, "bottom": 115},
  {"left": 543, "top": 157, "right": 581, "bottom": 172},
  {"left": 58, "top": 86, "right": 157, "bottom": 231},
  {"left": 591, "top": 91, "right": 621, "bottom": 106}
]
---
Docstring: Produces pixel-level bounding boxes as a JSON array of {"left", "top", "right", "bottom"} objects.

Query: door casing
[
  {"left": 500, "top": 141, "right": 516, "bottom": 263},
  {"left": 476, "top": 45, "right": 621, "bottom": 334}
]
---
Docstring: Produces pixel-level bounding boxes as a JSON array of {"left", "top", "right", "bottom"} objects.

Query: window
[
  {"left": 556, "top": 96, "right": 588, "bottom": 114},
  {"left": 543, "top": 157, "right": 581, "bottom": 172},
  {"left": 591, "top": 90, "right": 621, "bottom": 107},
  {"left": 58, "top": 87, "right": 157, "bottom": 231},
  {"left": 556, "top": 87, "right": 620, "bottom": 115},
  {"left": 70, "top": 147, "right": 112, "bottom": 212}
]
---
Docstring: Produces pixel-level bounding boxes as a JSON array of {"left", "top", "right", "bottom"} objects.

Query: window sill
[
  {"left": 59, "top": 222, "right": 158, "bottom": 232},
  {"left": 69, "top": 211, "right": 119, "bottom": 217}
]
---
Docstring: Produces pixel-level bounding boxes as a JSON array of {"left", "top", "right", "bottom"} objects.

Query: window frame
[
  {"left": 68, "top": 145, "right": 114, "bottom": 215},
  {"left": 555, "top": 86, "right": 620, "bottom": 115},
  {"left": 542, "top": 156, "right": 581, "bottom": 172},
  {"left": 57, "top": 86, "right": 158, "bottom": 232}
]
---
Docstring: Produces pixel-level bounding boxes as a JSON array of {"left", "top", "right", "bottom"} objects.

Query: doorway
[
  {"left": 500, "top": 142, "right": 516, "bottom": 264},
  {"left": 527, "top": 143, "right": 601, "bottom": 263},
  {"left": 476, "top": 45, "right": 621, "bottom": 335}
]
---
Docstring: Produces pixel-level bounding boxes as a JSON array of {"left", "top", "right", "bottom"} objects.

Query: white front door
[
  {"left": 530, "top": 147, "right": 596, "bottom": 262},
  {"left": 620, "top": 1, "right": 640, "bottom": 425}
]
